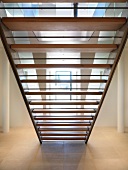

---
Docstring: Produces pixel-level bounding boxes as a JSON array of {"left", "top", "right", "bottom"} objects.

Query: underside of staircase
[{"left": 0, "top": 0, "right": 128, "bottom": 144}]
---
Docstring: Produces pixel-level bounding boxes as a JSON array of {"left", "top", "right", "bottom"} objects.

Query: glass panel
[
  {"left": 7, "top": 31, "right": 123, "bottom": 45},
  {"left": 1, "top": 2, "right": 127, "bottom": 17}
]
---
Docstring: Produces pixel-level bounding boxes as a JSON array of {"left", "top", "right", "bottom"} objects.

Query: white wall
[
  {"left": 0, "top": 42, "right": 32, "bottom": 128},
  {"left": 96, "top": 40, "right": 128, "bottom": 127},
  {"left": 0, "top": 40, "right": 128, "bottom": 128},
  {"left": 124, "top": 41, "right": 128, "bottom": 127},
  {"left": 0, "top": 48, "right": 3, "bottom": 127},
  {"left": 10, "top": 68, "right": 32, "bottom": 127},
  {"left": 95, "top": 69, "right": 117, "bottom": 127}
]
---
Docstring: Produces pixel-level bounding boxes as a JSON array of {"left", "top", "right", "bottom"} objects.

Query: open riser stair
[{"left": 0, "top": 0, "right": 128, "bottom": 143}]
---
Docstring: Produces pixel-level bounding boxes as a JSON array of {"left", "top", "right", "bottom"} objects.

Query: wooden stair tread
[
  {"left": 32, "top": 109, "right": 96, "bottom": 113},
  {"left": 34, "top": 117, "right": 93, "bottom": 120},
  {"left": 40, "top": 133, "right": 87, "bottom": 136},
  {"left": 2, "top": 17, "right": 126, "bottom": 31},
  {"left": 36, "top": 123, "right": 91, "bottom": 126},
  {"left": 41, "top": 137, "right": 86, "bottom": 140},
  {"left": 21, "top": 79, "right": 107, "bottom": 83},
  {"left": 33, "top": 115, "right": 94, "bottom": 117},
  {"left": 38, "top": 128, "right": 89, "bottom": 131},
  {"left": 34, "top": 115, "right": 93, "bottom": 117},
  {"left": 11, "top": 44, "right": 117, "bottom": 52},
  {"left": 16, "top": 64, "right": 112, "bottom": 69},
  {"left": 29, "top": 100, "right": 99, "bottom": 105},
  {"left": 26, "top": 91, "right": 103, "bottom": 95}
]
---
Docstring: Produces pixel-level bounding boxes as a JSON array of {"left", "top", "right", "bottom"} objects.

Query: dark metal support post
[
  {"left": 0, "top": 19, "right": 42, "bottom": 144},
  {"left": 73, "top": 3, "right": 78, "bottom": 17},
  {"left": 85, "top": 27, "right": 128, "bottom": 144}
]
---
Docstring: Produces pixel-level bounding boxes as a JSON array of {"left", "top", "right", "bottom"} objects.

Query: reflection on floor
[{"left": 0, "top": 127, "right": 128, "bottom": 170}]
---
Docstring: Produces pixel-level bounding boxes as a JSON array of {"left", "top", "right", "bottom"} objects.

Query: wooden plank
[
  {"left": 11, "top": 44, "right": 117, "bottom": 52},
  {"left": 38, "top": 128, "right": 89, "bottom": 131},
  {"left": 21, "top": 79, "right": 107, "bottom": 83},
  {"left": 34, "top": 117, "right": 93, "bottom": 120},
  {"left": 33, "top": 115, "right": 93, "bottom": 117},
  {"left": 41, "top": 137, "right": 86, "bottom": 140},
  {"left": 23, "top": 79, "right": 107, "bottom": 83},
  {"left": 37, "top": 123, "right": 91, "bottom": 126},
  {"left": 40, "top": 133, "right": 87, "bottom": 136},
  {"left": 2, "top": 17, "right": 126, "bottom": 31},
  {"left": 29, "top": 101, "right": 99, "bottom": 105},
  {"left": 16, "top": 64, "right": 112, "bottom": 69},
  {"left": 25, "top": 91, "right": 103, "bottom": 95},
  {"left": 32, "top": 109, "right": 96, "bottom": 113}
]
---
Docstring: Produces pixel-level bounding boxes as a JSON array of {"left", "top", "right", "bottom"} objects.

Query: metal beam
[
  {"left": 13, "top": 57, "right": 115, "bottom": 60},
  {"left": 16, "top": 64, "right": 112, "bottom": 69},
  {"left": 7, "top": 36, "right": 123, "bottom": 39},
  {"left": 0, "top": 7, "right": 128, "bottom": 10}
]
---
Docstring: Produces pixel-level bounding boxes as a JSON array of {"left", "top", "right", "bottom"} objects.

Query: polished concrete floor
[{"left": 0, "top": 127, "right": 128, "bottom": 170}]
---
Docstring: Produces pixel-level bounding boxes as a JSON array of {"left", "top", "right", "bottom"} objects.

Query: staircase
[{"left": 0, "top": 1, "right": 128, "bottom": 144}]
